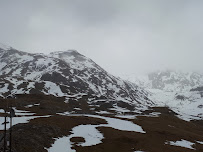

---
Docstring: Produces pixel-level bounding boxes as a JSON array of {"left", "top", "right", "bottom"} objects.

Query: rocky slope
[{"left": 0, "top": 44, "right": 152, "bottom": 113}]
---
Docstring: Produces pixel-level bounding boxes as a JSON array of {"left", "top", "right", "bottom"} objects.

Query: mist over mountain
[
  {"left": 123, "top": 70, "right": 203, "bottom": 92},
  {"left": 123, "top": 70, "right": 203, "bottom": 121}
]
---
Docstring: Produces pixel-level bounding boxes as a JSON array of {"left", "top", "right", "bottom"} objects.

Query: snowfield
[
  {"left": 165, "top": 139, "right": 195, "bottom": 150},
  {"left": 47, "top": 114, "right": 145, "bottom": 152},
  {"left": 148, "top": 89, "right": 203, "bottom": 121},
  {"left": 123, "top": 70, "right": 203, "bottom": 122},
  {"left": 0, "top": 108, "right": 50, "bottom": 130}
]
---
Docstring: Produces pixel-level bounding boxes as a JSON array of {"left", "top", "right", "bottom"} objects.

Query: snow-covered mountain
[
  {"left": 124, "top": 70, "right": 203, "bottom": 92},
  {"left": 124, "top": 70, "right": 203, "bottom": 121},
  {"left": 0, "top": 45, "right": 152, "bottom": 112}
]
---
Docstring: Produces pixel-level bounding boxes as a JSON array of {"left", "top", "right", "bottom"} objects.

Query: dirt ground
[
  {"left": 0, "top": 95, "right": 202, "bottom": 152},
  {"left": 8, "top": 110, "right": 203, "bottom": 152}
]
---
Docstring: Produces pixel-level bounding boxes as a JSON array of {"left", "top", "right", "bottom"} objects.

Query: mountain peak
[
  {"left": 50, "top": 49, "right": 81, "bottom": 56},
  {"left": 0, "top": 45, "right": 151, "bottom": 110},
  {"left": 0, "top": 43, "right": 12, "bottom": 50},
  {"left": 127, "top": 70, "right": 203, "bottom": 92},
  {"left": 49, "top": 49, "right": 92, "bottom": 70},
  {"left": 65, "top": 49, "right": 79, "bottom": 53}
]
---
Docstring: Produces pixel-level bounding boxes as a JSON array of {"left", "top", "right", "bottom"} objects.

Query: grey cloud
[{"left": 0, "top": 0, "right": 203, "bottom": 76}]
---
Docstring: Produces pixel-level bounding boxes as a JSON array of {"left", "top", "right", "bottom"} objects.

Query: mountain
[
  {"left": 0, "top": 45, "right": 152, "bottom": 113},
  {"left": 124, "top": 70, "right": 203, "bottom": 92},
  {"left": 0, "top": 45, "right": 203, "bottom": 152},
  {"left": 124, "top": 70, "right": 203, "bottom": 121}
]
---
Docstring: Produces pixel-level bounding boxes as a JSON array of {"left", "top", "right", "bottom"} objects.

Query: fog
[{"left": 0, "top": 0, "right": 203, "bottom": 77}]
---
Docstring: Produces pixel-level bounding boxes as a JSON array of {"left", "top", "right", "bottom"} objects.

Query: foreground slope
[{"left": 0, "top": 96, "right": 202, "bottom": 152}]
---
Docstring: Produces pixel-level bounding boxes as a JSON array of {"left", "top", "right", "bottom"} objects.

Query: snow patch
[
  {"left": 165, "top": 140, "right": 195, "bottom": 150},
  {"left": 196, "top": 141, "right": 203, "bottom": 145},
  {"left": 0, "top": 108, "right": 50, "bottom": 130},
  {"left": 0, "top": 83, "right": 9, "bottom": 93},
  {"left": 43, "top": 81, "right": 64, "bottom": 97},
  {"left": 48, "top": 114, "right": 145, "bottom": 152}
]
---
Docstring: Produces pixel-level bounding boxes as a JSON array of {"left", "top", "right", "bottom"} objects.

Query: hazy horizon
[{"left": 1, "top": 0, "right": 203, "bottom": 77}]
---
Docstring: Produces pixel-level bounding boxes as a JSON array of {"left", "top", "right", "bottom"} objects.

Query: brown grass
[{"left": 0, "top": 95, "right": 202, "bottom": 152}]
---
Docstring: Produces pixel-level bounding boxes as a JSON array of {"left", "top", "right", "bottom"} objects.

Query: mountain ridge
[
  {"left": 0, "top": 45, "right": 152, "bottom": 113},
  {"left": 124, "top": 70, "right": 203, "bottom": 92}
]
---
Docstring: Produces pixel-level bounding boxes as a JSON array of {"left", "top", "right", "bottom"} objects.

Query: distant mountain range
[
  {"left": 125, "top": 70, "right": 203, "bottom": 92},
  {"left": 123, "top": 70, "right": 203, "bottom": 121}
]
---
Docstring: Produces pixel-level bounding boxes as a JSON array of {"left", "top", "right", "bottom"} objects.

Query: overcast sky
[{"left": 0, "top": 0, "right": 203, "bottom": 77}]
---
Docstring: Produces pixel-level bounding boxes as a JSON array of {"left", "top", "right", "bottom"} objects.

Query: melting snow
[
  {"left": 43, "top": 81, "right": 64, "bottom": 97},
  {"left": 70, "top": 125, "right": 103, "bottom": 146},
  {"left": 12, "top": 68, "right": 22, "bottom": 76},
  {"left": 46, "top": 137, "right": 73, "bottom": 152},
  {"left": 116, "top": 115, "right": 136, "bottom": 119},
  {"left": 165, "top": 139, "right": 195, "bottom": 150},
  {"left": 25, "top": 103, "right": 40, "bottom": 108},
  {"left": 27, "top": 82, "right": 35, "bottom": 89},
  {"left": 96, "top": 111, "right": 111, "bottom": 114},
  {"left": 0, "top": 83, "right": 9, "bottom": 93},
  {"left": 73, "top": 108, "right": 81, "bottom": 111},
  {"left": 0, "top": 108, "right": 50, "bottom": 130},
  {"left": 110, "top": 105, "right": 131, "bottom": 113},
  {"left": 85, "top": 115, "right": 145, "bottom": 133},
  {"left": 149, "top": 89, "right": 203, "bottom": 121},
  {"left": 16, "top": 54, "right": 34, "bottom": 63},
  {"left": 48, "top": 114, "right": 145, "bottom": 152},
  {"left": 197, "top": 141, "right": 203, "bottom": 145},
  {"left": 0, "top": 115, "right": 50, "bottom": 130}
]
